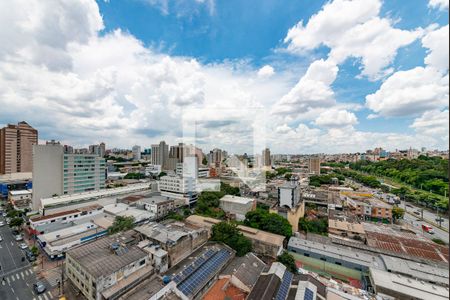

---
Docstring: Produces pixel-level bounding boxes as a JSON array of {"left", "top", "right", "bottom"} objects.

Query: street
[
  {"left": 0, "top": 214, "right": 54, "bottom": 300},
  {"left": 401, "top": 200, "right": 449, "bottom": 230},
  {"left": 403, "top": 206, "right": 449, "bottom": 244}
]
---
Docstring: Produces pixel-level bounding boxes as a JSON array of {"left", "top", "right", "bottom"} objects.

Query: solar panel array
[
  {"left": 303, "top": 287, "right": 314, "bottom": 300},
  {"left": 275, "top": 270, "right": 293, "bottom": 300},
  {"left": 172, "top": 249, "right": 216, "bottom": 284},
  {"left": 177, "top": 249, "right": 232, "bottom": 297}
]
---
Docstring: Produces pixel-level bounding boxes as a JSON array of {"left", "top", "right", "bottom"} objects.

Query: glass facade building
[{"left": 63, "top": 154, "right": 106, "bottom": 194}]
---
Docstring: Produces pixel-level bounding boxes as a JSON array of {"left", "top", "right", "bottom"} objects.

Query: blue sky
[{"left": 0, "top": 0, "right": 448, "bottom": 153}]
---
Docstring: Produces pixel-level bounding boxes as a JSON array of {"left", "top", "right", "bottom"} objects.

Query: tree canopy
[
  {"left": 108, "top": 216, "right": 135, "bottom": 234},
  {"left": 298, "top": 217, "right": 328, "bottom": 235},
  {"left": 392, "top": 206, "right": 405, "bottom": 220},
  {"left": 210, "top": 222, "right": 252, "bottom": 256},
  {"left": 194, "top": 183, "right": 240, "bottom": 219},
  {"left": 277, "top": 251, "right": 297, "bottom": 274},
  {"left": 244, "top": 209, "right": 292, "bottom": 238}
]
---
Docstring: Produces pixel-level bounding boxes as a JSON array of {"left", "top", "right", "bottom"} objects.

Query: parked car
[
  {"left": 406, "top": 204, "right": 413, "bottom": 208},
  {"left": 0, "top": 221, "right": 4, "bottom": 226},
  {"left": 33, "top": 281, "right": 46, "bottom": 294},
  {"left": 25, "top": 249, "right": 36, "bottom": 262},
  {"left": 0, "top": 235, "right": 2, "bottom": 242},
  {"left": 15, "top": 234, "right": 23, "bottom": 241},
  {"left": 413, "top": 211, "right": 420, "bottom": 215},
  {"left": 19, "top": 243, "right": 28, "bottom": 250}
]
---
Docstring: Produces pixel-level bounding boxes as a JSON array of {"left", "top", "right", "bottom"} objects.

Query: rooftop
[
  {"left": 67, "top": 231, "right": 147, "bottom": 278},
  {"left": 135, "top": 221, "right": 204, "bottom": 244},
  {"left": 40, "top": 183, "right": 151, "bottom": 208},
  {"left": 221, "top": 252, "right": 266, "bottom": 289},
  {"left": 9, "top": 189, "right": 32, "bottom": 196},
  {"left": 370, "top": 268, "right": 449, "bottom": 300},
  {"left": 220, "top": 195, "right": 254, "bottom": 204},
  {"left": 288, "top": 237, "right": 384, "bottom": 269},
  {"left": 30, "top": 204, "right": 102, "bottom": 223},
  {"left": 328, "top": 220, "right": 365, "bottom": 234}
]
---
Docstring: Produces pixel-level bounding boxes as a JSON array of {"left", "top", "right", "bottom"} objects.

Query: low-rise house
[
  {"left": 328, "top": 220, "right": 366, "bottom": 241},
  {"left": 136, "top": 195, "right": 174, "bottom": 219},
  {"left": 65, "top": 231, "right": 152, "bottom": 300},
  {"left": 134, "top": 221, "right": 209, "bottom": 267},
  {"left": 8, "top": 189, "right": 32, "bottom": 211}
]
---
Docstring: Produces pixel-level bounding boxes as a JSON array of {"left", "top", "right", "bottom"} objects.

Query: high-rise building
[
  {"left": 132, "top": 145, "right": 141, "bottom": 161},
  {"left": 151, "top": 141, "right": 168, "bottom": 167},
  {"left": 262, "top": 148, "right": 271, "bottom": 167},
  {"left": 0, "top": 121, "right": 38, "bottom": 174},
  {"left": 32, "top": 143, "right": 106, "bottom": 210},
  {"left": 308, "top": 156, "right": 321, "bottom": 175},
  {"left": 88, "top": 143, "right": 106, "bottom": 157},
  {"left": 169, "top": 143, "right": 185, "bottom": 163}
]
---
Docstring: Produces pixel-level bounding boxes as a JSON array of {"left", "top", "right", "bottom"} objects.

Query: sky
[{"left": 0, "top": 0, "right": 448, "bottom": 154}]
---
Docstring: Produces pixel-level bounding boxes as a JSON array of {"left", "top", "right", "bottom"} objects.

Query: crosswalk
[
  {"left": 1, "top": 267, "right": 34, "bottom": 285},
  {"left": 32, "top": 290, "right": 53, "bottom": 300}
]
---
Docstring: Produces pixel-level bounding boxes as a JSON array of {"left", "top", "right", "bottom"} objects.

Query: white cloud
[
  {"left": 314, "top": 109, "right": 358, "bottom": 128},
  {"left": 367, "top": 114, "right": 379, "bottom": 120},
  {"left": 272, "top": 59, "right": 338, "bottom": 118},
  {"left": 411, "top": 110, "right": 449, "bottom": 141},
  {"left": 283, "top": 0, "right": 421, "bottom": 80},
  {"left": 257, "top": 65, "right": 275, "bottom": 77},
  {"left": 144, "top": 0, "right": 215, "bottom": 17},
  {"left": 365, "top": 67, "right": 448, "bottom": 117},
  {"left": 429, "top": 0, "right": 449, "bottom": 10},
  {"left": 422, "top": 24, "right": 449, "bottom": 72}
]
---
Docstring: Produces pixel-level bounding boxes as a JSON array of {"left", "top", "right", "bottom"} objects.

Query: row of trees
[
  {"left": 349, "top": 156, "right": 449, "bottom": 196},
  {"left": 335, "top": 169, "right": 382, "bottom": 188},
  {"left": 309, "top": 173, "right": 345, "bottom": 187}
]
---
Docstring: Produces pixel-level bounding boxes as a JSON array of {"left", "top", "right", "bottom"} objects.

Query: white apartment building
[
  {"left": 132, "top": 145, "right": 141, "bottom": 161},
  {"left": 278, "top": 182, "right": 300, "bottom": 209},
  {"left": 32, "top": 144, "right": 106, "bottom": 210},
  {"left": 159, "top": 175, "right": 197, "bottom": 205},
  {"left": 137, "top": 196, "right": 174, "bottom": 219},
  {"left": 8, "top": 189, "right": 32, "bottom": 210}
]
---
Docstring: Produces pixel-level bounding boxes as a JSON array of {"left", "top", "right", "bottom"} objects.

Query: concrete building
[
  {"left": 0, "top": 121, "right": 38, "bottom": 174},
  {"left": 65, "top": 231, "right": 152, "bottom": 300},
  {"left": 132, "top": 145, "right": 141, "bottom": 161},
  {"left": 159, "top": 175, "right": 197, "bottom": 205},
  {"left": 308, "top": 156, "right": 321, "bottom": 175},
  {"left": 369, "top": 268, "right": 448, "bottom": 300},
  {"left": 32, "top": 144, "right": 106, "bottom": 210},
  {"left": 136, "top": 195, "right": 174, "bottom": 219},
  {"left": 176, "top": 155, "right": 198, "bottom": 179},
  {"left": 262, "top": 148, "right": 271, "bottom": 167},
  {"left": 8, "top": 189, "right": 32, "bottom": 211},
  {"left": 345, "top": 194, "right": 392, "bottom": 222},
  {"left": 134, "top": 221, "right": 209, "bottom": 267},
  {"left": 89, "top": 143, "right": 106, "bottom": 157},
  {"left": 186, "top": 215, "right": 284, "bottom": 258},
  {"left": 151, "top": 141, "right": 168, "bottom": 169},
  {"left": 219, "top": 195, "right": 256, "bottom": 221},
  {"left": 278, "top": 182, "right": 300, "bottom": 209}
]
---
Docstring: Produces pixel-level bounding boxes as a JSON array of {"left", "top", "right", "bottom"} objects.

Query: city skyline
[{"left": 0, "top": 0, "right": 448, "bottom": 154}]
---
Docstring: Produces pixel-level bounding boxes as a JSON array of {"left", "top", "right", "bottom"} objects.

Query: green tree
[
  {"left": 277, "top": 251, "right": 297, "bottom": 274},
  {"left": 392, "top": 206, "right": 405, "bottom": 220},
  {"left": 108, "top": 216, "right": 135, "bottom": 234},
  {"left": 202, "top": 157, "right": 208, "bottom": 165},
  {"left": 31, "top": 246, "right": 39, "bottom": 257},
  {"left": 210, "top": 222, "right": 252, "bottom": 256},
  {"left": 298, "top": 217, "right": 328, "bottom": 235},
  {"left": 244, "top": 209, "right": 292, "bottom": 238},
  {"left": 10, "top": 217, "right": 24, "bottom": 228}
]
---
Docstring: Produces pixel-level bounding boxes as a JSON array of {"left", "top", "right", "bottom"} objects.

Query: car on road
[
  {"left": 406, "top": 204, "right": 413, "bottom": 208},
  {"left": 2, "top": 212, "right": 6, "bottom": 217},
  {"left": 14, "top": 234, "right": 23, "bottom": 241},
  {"left": 413, "top": 211, "right": 420, "bottom": 215},
  {"left": 33, "top": 281, "right": 46, "bottom": 294},
  {"left": 19, "top": 242, "right": 28, "bottom": 250},
  {"left": 422, "top": 224, "right": 435, "bottom": 234},
  {"left": 0, "top": 235, "right": 2, "bottom": 241},
  {"left": 0, "top": 221, "right": 4, "bottom": 226},
  {"left": 435, "top": 217, "right": 444, "bottom": 222}
]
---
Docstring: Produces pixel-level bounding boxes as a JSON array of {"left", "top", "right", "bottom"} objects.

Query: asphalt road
[
  {"left": 0, "top": 215, "right": 54, "bottom": 300},
  {"left": 403, "top": 207, "right": 449, "bottom": 244},
  {"left": 401, "top": 200, "right": 449, "bottom": 230}
]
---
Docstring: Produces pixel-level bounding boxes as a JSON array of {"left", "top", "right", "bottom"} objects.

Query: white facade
[
  {"left": 8, "top": 189, "right": 32, "bottom": 210},
  {"left": 145, "top": 164, "right": 162, "bottom": 176},
  {"left": 219, "top": 195, "right": 255, "bottom": 221},
  {"left": 176, "top": 156, "right": 198, "bottom": 179},
  {"left": 159, "top": 175, "right": 197, "bottom": 205}
]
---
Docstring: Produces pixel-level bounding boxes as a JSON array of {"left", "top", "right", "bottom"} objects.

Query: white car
[
  {"left": 0, "top": 235, "right": 3, "bottom": 241},
  {"left": 0, "top": 221, "right": 4, "bottom": 226},
  {"left": 19, "top": 243, "right": 28, "bottom": 250}
]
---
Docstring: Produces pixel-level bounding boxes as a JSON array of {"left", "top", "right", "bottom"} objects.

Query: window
[
  {"left": 320, "top": 257, "right": 326, "bottom": 261},
  {"left": 335, "top": 262, "right": 342, "bottom": 266},
  {"left": 139, "top": 259, "right": 146, "bottom": 266},
  {"left": 304, "top": 253, "right": 309, "bottom": 257}
]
